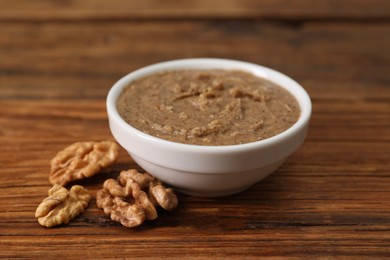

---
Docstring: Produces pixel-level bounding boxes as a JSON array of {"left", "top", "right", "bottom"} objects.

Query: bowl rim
[{"left": 107, "top": 58, "right": 311, "bottom": 154}]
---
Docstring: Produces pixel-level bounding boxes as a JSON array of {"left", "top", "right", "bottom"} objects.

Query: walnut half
[
  {"left": 49, "top": 141, "right": 120, "bottom": 186},
  {"left": 96, "top": 169, "right": 178, "bottom": 228},
  {"left": 35, "top": 184, "right": 90, "bottom": 227}
]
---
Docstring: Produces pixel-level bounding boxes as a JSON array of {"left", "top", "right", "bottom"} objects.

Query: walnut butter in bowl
[{"left": 107, "top": 58, "right": 311, "bottom": 197}]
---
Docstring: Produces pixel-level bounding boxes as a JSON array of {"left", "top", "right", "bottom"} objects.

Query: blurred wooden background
[{"left": 0, "top": 0, "right": 389, "bottom": 258}]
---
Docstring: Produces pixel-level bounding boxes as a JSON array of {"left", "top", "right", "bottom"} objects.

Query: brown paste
[{"left": 117, "top": 70, "right": 300, "bottom": 146}]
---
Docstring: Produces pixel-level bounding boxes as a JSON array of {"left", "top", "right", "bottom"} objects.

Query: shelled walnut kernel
[
  {"left": 96, "top": 169, "right": 178, "bottom": 228},
  {"left": 49, "top": 141, "right": 120, "bottom": 186},
  {"left": 35, "top": 184, "right": 90, "bottom": 227}
]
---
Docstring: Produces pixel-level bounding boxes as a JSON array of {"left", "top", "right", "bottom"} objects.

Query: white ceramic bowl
[{"left": 107, "top": 58, "right": 311, "bottom": 197}]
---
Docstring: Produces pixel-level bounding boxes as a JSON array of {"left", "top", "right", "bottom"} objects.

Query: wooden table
[{"left": 1, "top": 1, "right": 389, "bottom": 258}]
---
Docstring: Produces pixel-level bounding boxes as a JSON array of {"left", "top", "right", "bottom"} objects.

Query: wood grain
[
  {"left": 0, "top": 0, "right": 389, "bottom": 20},
  {"left": 0, "top": 0, "right": 389, "bottom": 259}
]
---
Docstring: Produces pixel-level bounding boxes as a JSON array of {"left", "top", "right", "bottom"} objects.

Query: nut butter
[{"left": 117, "top": 70, "right": 300, "bottom": 145}]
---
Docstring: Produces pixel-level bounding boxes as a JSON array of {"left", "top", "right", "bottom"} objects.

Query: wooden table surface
[{"left": 1, "top": 1, "right": 389, "bottom": 259}]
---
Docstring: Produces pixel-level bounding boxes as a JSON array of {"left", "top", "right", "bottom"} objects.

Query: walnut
[
  {"left": 96, "top": 169, "right": 178, "bottom": 228},
  {"left": 49, "top": 141, "right": 120, "bottom": 186},
  {"left": 148, "top": 180, "right": 178, "bottom": 211},
  {"left": 35, "top": 184, "right": 90, "bottom": 227}
]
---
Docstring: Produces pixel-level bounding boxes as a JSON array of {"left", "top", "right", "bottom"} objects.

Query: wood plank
[
  {"left": 0, "top": 21, "right": 389, "bottom": 100},
  {"left": 0, "top": 0, "right": 389, "bottom": 21},
  {"left": 1, "top": 230, "right": 388, "bottom": 258}
]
